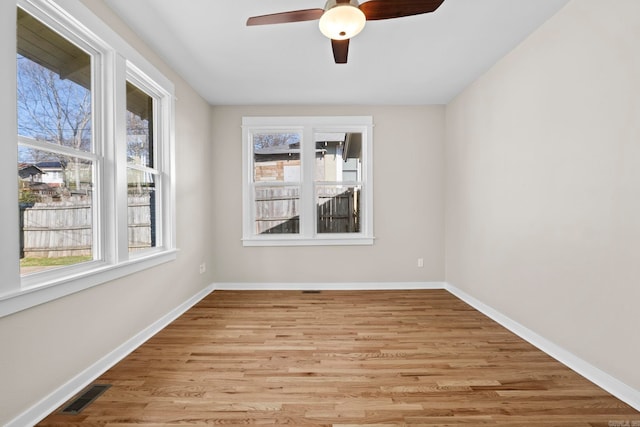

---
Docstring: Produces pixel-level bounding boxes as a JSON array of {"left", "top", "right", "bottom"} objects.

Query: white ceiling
[{"left": 104, "top": 0, "right": 569, "bottom": 106}]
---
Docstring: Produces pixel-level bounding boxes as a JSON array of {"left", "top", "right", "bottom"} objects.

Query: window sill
[
  {"left": 0, "top": 249, "right": 178, "bottom": 318},
  {"left": 242, "top": 236, "right": 375, "bottom": 247}
]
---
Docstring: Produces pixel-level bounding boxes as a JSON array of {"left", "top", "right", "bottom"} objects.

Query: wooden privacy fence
[
  {"left": 128, "top": 193, "right": 156, "bottom": 252},
  {"left": 317, "top": 187, "right": 360, "bottom": 233},
  {"left": 20, "top": 194, "right": 154, "bottom": 258},
  {"left": 255, "top": 186, "right": 360, "bottom": 234},
  {"left": 255, "top": 187, "right": 300, "bottom": 234}
]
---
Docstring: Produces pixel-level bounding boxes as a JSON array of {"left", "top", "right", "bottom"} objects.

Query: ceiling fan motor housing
[{"left": 319, "top": 0, "right": 366, "bottom": 40}]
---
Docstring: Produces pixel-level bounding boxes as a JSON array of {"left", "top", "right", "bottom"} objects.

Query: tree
[
  {"left": 126, "top": 110, "right": 151, "bottom": 165},
  {"left": 17, "top": 55, "right": 92, "bottom": 190},
  {"left": 253, "top": 132, "right": 300, "bottom": 150}
]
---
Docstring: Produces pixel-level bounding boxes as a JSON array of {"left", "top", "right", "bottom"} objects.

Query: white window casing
[{"left": 242, "top": 116, "right": 374, "bottom": 247}]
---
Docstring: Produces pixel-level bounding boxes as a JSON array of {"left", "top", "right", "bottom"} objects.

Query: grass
[{"left": 20, "top": 255, "right": 93, "bottom": 267}]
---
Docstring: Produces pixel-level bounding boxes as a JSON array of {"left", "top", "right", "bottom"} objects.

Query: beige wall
[
  {"left": 211, "top": 105, "right": 445, "bottom": 283},
  {"left": 445, "top": 0, "right": 640, "bottom": 391},
  {"left": 0, "top": 1, "right": 213, "bottom": 424}
]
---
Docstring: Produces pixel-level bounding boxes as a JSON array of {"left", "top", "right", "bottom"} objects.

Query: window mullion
[
  {"left": 113, "top": 53, "right": 129, "bottom": 262},
  {"left": 90, "top": 37, "right": 104, "bottom": 265},
  {"left": 300, "top": 127, "right": 316, "bottom": 238}
]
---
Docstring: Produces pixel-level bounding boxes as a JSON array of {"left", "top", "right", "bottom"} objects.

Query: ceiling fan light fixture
[{"left": 319, "top": 0, "right": 366, "bottom": 40}]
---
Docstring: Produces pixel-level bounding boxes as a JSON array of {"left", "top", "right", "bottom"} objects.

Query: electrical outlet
[
  {"left": 417, "top": 258, "right": 424, "bottom": 268},
  {"left": 199, "top": 262, "right": 206, "bottom": 274}
]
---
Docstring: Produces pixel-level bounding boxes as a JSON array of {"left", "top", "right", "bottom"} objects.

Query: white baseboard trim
[
  {"left": 7, "top": 284, "right": 215, "bottom": 427},
  {"left": 445, "top": 282, "right": 640, "bottom": 411},
  {"left": 213, "top": 282, "right": 446, "bottom": 291}
]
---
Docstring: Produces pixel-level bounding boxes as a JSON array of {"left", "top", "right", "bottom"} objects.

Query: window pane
[
  {"left": 128, "top": 169, "right": 157, "bottom": 252},
  {"left": 316, "top": 185, "right": 361, "bottom": 234},
  {"left": 126, "top": 82, "right": 153, "bottom": 168},
  {"left": 315, "top": 132, "right": 362, "bottom": 182},
  {"left": 17, "top": 8, "right": 92, "bottom": 151},
  {"left": 18, "top": 149, "right": 94, "bottom": 274},
  {"left": 253, "top": 132, "right": 301, "bottom": 182},
  {"left": 255, "top": 186, "right": 299, "bottom": 234}
]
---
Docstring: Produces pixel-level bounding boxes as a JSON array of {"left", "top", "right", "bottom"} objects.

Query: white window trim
[
  {"left": 123, "top": 63, "right": 175, "bottom": 260},
  {"left": 242, "top": 116, "right": 374, "bottom": 247},
  {"left": 0, "top": 0, "right": 176, "bottom": 318}
]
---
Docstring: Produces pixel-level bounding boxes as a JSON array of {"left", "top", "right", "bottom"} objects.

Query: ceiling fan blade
[
  {"left": 246, "top": 9, "right": 324, "bottom": 26},
  {"left": 331, "top": 39, "right": 349, "bottom": 64},
  {"left": 359, "top": 0, "right": 444, "bottom": 21}
]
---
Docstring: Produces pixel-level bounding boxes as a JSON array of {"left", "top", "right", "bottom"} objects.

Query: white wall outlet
[
  {"left": 199, "top": 262, "right": 206, "bottom": 274},
  {"left": 417, "top": 258, "right": 424, "bottom": 268}
]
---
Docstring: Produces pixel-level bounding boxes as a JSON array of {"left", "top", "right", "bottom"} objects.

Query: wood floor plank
[{"left": 38, "top": 290, "right": 639, "bottom": 426}]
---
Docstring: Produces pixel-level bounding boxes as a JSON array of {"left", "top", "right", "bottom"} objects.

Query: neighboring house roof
[
  {"left": 36, "top": 161, "right": 64, "bottom": 169},
  {"left": 343, "top": 133, "right": 362, "bottom": 161},
  {"left": 18, "top": 164, "right": 45, "bottom": 179}
]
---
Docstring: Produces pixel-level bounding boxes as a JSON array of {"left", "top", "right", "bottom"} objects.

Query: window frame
[
  {"left": 16, "top": 0, "right": 105, "bottom": 286},
  {"left": 242, "top": 116, "right": 374, "bottom": 247},
  {"left": 0, "top": 0, "right": 176, "bottom": 318},
  {"left": 123, "top": 68, "right": 168, "bottom": 257}
]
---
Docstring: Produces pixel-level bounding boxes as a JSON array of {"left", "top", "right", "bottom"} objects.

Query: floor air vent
[
  {"left": 61, "top": 384, "right": 111, "bottom": 414},
  {"left": 302, "top": 290, "right": 321, "bottom": 293}
]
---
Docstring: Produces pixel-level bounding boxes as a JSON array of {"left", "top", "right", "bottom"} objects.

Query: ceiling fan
[{"left": 246, "top": 0, "right": 445, "bottom": 64}]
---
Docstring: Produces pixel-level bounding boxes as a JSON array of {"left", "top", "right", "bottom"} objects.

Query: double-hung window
[
  {"left": 17, "top": 5, "right": 100, "bottom": 275},
  {"left": 1, "top": 0, "right": 176, "bottom": 317},
  {"left": 125, "top": 78, "right": 163, "bottom": 253},
  {"left": 242, "top": 116, "right": 374, "bottom": 246}
]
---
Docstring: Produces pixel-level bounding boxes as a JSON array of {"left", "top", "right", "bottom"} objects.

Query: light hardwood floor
[{"left": 39, "top": 290, "right": 639, "bottom": 426}]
